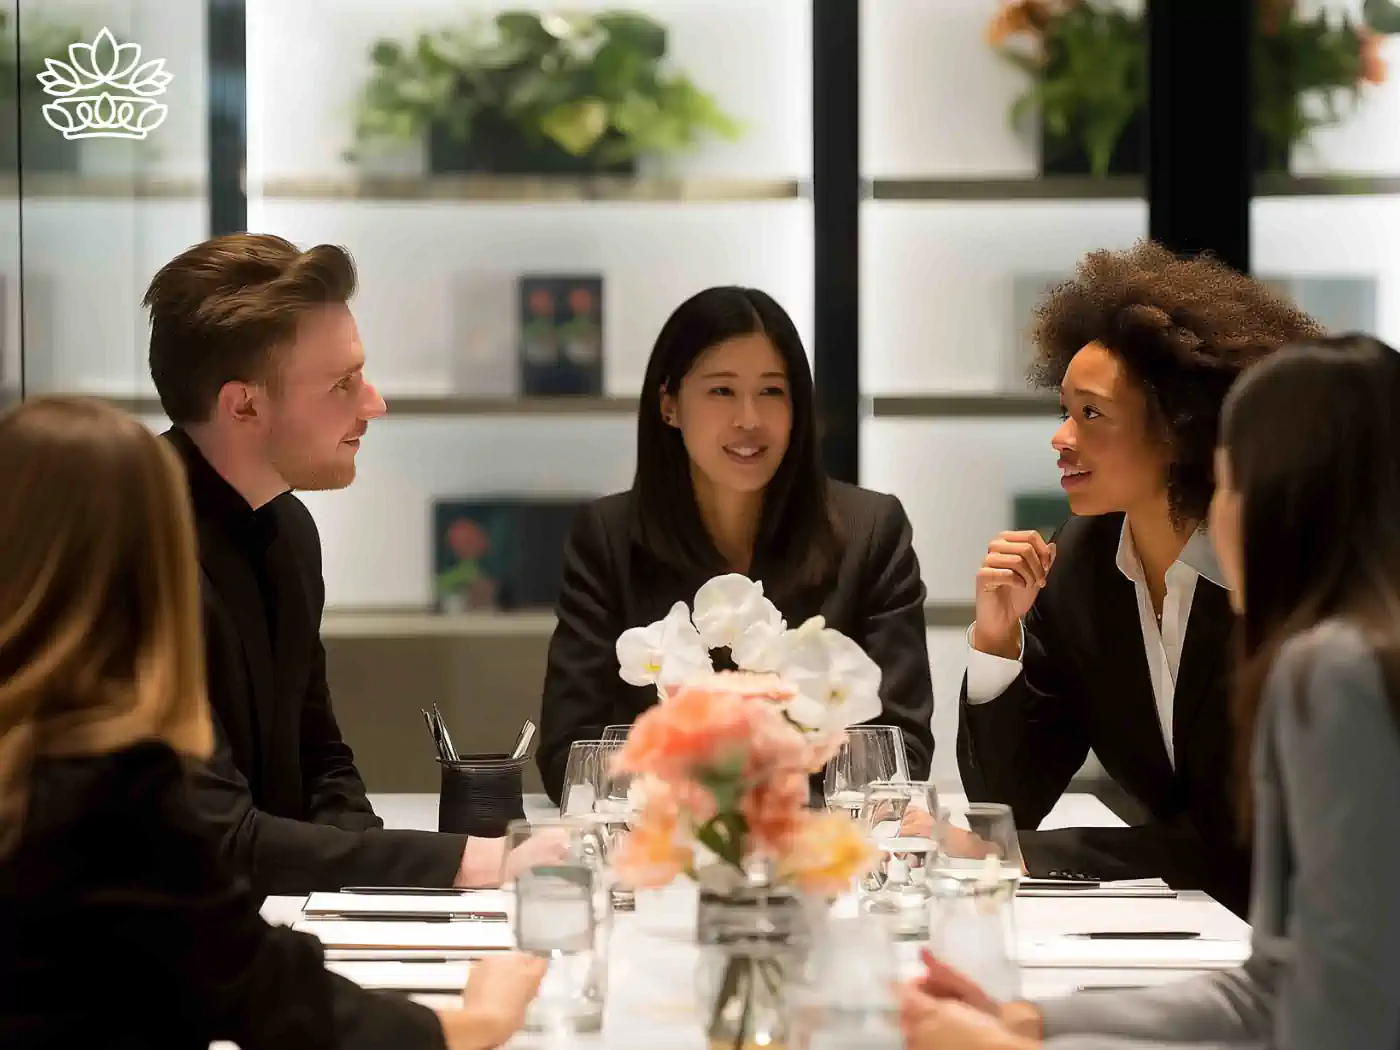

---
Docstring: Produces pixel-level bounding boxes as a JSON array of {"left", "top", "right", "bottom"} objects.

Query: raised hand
[{"left": 971, "top": 530, "right": 1055, "bottom": 659}]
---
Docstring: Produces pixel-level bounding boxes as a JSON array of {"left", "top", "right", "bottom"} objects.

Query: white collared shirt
[{"left": 965, "top": 522, "right": 1228, "bottom": 768}]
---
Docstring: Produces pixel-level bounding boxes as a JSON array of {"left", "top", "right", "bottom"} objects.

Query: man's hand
[
  {"left": 454, "top": 837, "right": 507, "bottom": 888},
  {"left": 441, "top": 952, "right": 547, "bottom": 1048}
]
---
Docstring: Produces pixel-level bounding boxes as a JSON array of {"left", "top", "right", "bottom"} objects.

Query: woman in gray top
[{"left": 902, "top": 333, "right": 1400, "bottom": 1050}]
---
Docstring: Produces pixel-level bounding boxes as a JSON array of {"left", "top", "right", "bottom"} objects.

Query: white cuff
[{"left": 964, "top": 622, "right": 1024, "bottom": 704}]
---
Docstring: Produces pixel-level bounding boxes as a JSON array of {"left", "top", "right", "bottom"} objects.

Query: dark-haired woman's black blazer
[
  {"left": 537, "top": 481, "right": 936, "bottom": 803},
  {"left": 0, "top": 740, "right": 445, "bottom": 1050}
]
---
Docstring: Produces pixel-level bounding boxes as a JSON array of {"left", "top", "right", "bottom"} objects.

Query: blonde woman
[{"left": 0, "top": 397, "right": 544, "bottom": 1050}]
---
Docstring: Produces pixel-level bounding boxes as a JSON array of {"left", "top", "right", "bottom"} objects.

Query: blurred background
[{"left": 3, "top": 0, "right": 1396, "bottom": 796}]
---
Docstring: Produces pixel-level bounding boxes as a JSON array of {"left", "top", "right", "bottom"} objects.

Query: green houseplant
[
  {"left": 988, "top": 0, "right": 1399, "bottom": 177},
  {"left": 350, "top": 10, "right": 742, "bottom": 176}
]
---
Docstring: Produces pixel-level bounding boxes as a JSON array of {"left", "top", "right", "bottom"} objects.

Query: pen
[
  {"left": 307, "top": 912, "right": 507, "bottom": 923},
  {"left": 422, "top": 709, "right": 444, "bottom": 761},
  {"left": 511, "top": 720, "right": 537, "bottom": 760},
  {"left": 340, "top": 886, "right": 476, "bottom": 896},
  {"left": 1071, "top": 931, "right": 1203, "bottom": 940},
  {"left": 432, "top": 704, "right": 459, "bottom": 762}
]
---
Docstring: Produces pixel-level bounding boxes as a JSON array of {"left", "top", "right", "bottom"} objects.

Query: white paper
[
  {"left": 303, "top": 891, "right": 510, "bottom": 917},
  {"left": 326, "top": 959, "right": 473, "bottom": 992},
  {"left": 1019, "top": 936, "right": 1250, "bottom": 970},
  {"left": 293, "top": 919, "right": 514, "bottom": 952},
  {"left": 1018, "top": 878, "right": 1178, "bottom": 899}
]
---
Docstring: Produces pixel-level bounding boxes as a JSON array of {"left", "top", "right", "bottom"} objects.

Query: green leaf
[
  {"left": 1365, "top": 0, "right": 1400, "bottom": 33},
  {"left": 540, "top": 98, "right": 609, "bottom": 155},
  {"left": 597, "top": 12, "right": 668, "bottom": 61}
]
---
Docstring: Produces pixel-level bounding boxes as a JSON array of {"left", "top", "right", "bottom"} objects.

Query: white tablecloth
[{"left": 246, "top": 792, "right": 1249, "bottom": 1049}]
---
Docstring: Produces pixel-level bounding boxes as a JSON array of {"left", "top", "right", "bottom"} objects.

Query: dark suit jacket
[
  {"left": 167, "top": 430, "right": 465, "bottom": 897},
  {"left": 537, "top": 481, "right": 936, "bottom": 803},
  {"left": 956, "top": 512, "right": 1252, "bottom": 917},
  {"left": 0, "top": 740, "right": 445, "bottom": 1050}
]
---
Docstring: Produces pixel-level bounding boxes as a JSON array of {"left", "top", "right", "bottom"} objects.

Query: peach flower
[
  {"left": 741, "top": 771, "right": 810, "bottom": 854},
  {"left": 1360, "top": 27, "right": 1387, "bottom": 86},
  {"left": 613, "top": 811, "right": 692, "bottom": 889},
  {"left": 777, "top": 811, "right": 880, "bottom": 896},
  {"left": 615, "top": 681, "right": 754, "bottom": 782}
]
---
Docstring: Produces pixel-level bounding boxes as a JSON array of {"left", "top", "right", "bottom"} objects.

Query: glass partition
[{"left": 859, "top": 0, "right": 1149, "bottom": 784}]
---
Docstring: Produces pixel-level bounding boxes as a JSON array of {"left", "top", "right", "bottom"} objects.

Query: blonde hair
[{"left": 0, "top": 396, "right": 212, "bottom": 853}]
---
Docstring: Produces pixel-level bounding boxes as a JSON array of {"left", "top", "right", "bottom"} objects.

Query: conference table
[{"left": 252, "top": 791, "right": 1251, "bottom": 1048}]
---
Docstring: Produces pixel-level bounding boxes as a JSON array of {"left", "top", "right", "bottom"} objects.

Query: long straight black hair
[
  {"left": 1221, "top": 333, "right": 1400, "bottom": 831},
  {"left": 631, "top": 286, "right": 842, "bottom": 595}
]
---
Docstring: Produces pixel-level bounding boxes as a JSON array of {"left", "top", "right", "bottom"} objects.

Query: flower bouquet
[
  {"left": 608, "top": 574, "right": 884, "bottom": 898},
  {"left": 606, "top": 574, "right": 888, "bottom": 1049}
]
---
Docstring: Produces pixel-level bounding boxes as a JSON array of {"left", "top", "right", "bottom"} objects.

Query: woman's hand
[
  {"left": 899, "top": 985, "right": 1039, "bottom": 1050},
  {"left": 971, "top": 530, "right": 1055, "bottom": 659},
  {"left": 911, "top": 950, "right": 1044, "bottom": 1039}
]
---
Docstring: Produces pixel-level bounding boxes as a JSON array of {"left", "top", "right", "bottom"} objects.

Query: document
[
  {"left": 1019, "top": 935, "right": 1250, "bottom": 969},
  {"left": 325, "top": 959, "right": 473, "bottom": 992},
  {"left": 293, "top": 918, "right": 515, "bottom": 952}
]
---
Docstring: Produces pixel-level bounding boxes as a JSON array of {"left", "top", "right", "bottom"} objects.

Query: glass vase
[{"left": 695, "top": 871, "right": 812, "bottom": 1050}]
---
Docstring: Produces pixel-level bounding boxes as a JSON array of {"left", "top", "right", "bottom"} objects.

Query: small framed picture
[
  {"left": 1012, "top": 492, "right": 1072, "bottom": 541},
  {"left": 517, "top": 274, "right": 604, "bottom": 396},
  {"left": 431, "top": 498, "right": 591, "bottom": 613}
]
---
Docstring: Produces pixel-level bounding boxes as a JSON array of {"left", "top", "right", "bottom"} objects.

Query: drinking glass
[
  {"left": 558, "top": 739, "right": 636, "bottom": 910},
  {"left": 934, "top": 800, "right": 1023, "bottom": 879},
  {"left": 857, "top": 780, "right": 939, "bottom": 939},
  {"left": 789, "top": 914, "right": 903, "bottom": 1049},
  {"left": 823, "top": 726, "right": 909, "bottom": 817},
  {"left": 925, "top": 872, "right": 1021, "bottom": 1003},
  {"left": 505, "top": 816, "right": 610, "bottom": 1034},
  {"left": 600, "top": 723, "right": 632, "bottom": 743}
]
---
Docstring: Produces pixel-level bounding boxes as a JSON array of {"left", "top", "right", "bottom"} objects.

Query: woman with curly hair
[{"left": 956, "top": 240, "right": 1322, "bottom": 917}]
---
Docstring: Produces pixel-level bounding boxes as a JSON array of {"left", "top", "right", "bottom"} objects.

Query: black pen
[
  {"left": 1071, "top": 931, "right": 1202, "bottom": 940},
  {"left": 307, "top": 912, "right": 506, "bottom": 923},
  {"left": 340, "top": 886, "right": 475, "bottom": 896},
  {"left": 422, "top": 709, "right": 444, "bottom": 761}
]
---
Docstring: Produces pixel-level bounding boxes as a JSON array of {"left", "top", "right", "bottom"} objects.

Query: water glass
[
  {"left": 934, "top": 800, "right": 1023, "bottom": 878},
  {"left": 925, "top": 872, "right": 1021, "bottom": 1003},
  {"left": 857, "top": 780, "right": 939, "bottom": 939},
  {"left": 823, "top": 726, "right": 910, "bottom": 817},
  {"left": 505, "top": 817, "right": 610, "bottom": 1034},
  {"left": 559, "top": 739, "right": 637, "bottom": 911},
  {"left": 789, "top": 914, "right": 903, "bottom": 1050},
  {"left": 600, "top": 723, "right": 632, "bottom": 743}
]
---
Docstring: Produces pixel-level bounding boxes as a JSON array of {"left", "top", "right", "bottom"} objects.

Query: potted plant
[
  {"left": 0, "top": 11, "right": 90, "bottom": 174},
  {"left": 987, "top": 0, "right": 1399, "bottom": 178},
  {"left": 349, "top": 10, "right": 742, "bottom": 177}
]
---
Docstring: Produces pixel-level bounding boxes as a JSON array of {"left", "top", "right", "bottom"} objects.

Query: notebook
[
  {"left": 292, "top": 919, "right": 514, "bottom": 953},
  {"left": 326, "top": 959, "right": 473, "bottom": 993},
  {"left": 303, "top": 890, "right": 510, "bottom": 920},
  {"left": 1019, "top": 935, "right": 1250, "bottom": 970}
]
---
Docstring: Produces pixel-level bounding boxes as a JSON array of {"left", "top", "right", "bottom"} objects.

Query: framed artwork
[
  {"left": 432, "top": 497, "right": 590, "bottom": 613},
  {"left": 518, "top": 274, "right": 604, "bottom": 396}
]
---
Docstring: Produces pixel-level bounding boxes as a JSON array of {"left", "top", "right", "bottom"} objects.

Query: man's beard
[{"left": 268, "top": 435, "right": 357, "bottom": 492}]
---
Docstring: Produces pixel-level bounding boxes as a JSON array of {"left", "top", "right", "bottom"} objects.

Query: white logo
[{"left": 37, "top": 27, "right": 172, "bottom": 141}]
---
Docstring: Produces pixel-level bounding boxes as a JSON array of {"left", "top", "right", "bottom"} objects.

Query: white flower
[
  {"left": 616, "top": 601, "right": 713, "bottom": 687},
  {"left": 768, "top": 615, "right": 882, "bottom": 734},
  {"left": 692, "top": 574, "right": 785, "bottom": 653}
]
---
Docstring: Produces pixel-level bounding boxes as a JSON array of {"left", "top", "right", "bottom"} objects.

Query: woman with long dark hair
[
  {"left": 0, "top": 397, "right": 545, "bottom": 1050},
  {"left": 536, "top": 286, "right": 935, "bottom": 801},
  {"left": 902, "top": 334, "right": 1400, "bottom": 1050}
]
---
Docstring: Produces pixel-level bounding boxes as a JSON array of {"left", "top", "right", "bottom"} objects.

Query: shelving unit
[{"left": 320, "top": 602, "right": 978, "bottom": 640}]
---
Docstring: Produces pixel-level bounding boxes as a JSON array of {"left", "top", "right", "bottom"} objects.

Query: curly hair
[{"left": 1029, "top": 239, "right": 1324, "bottom": 525}]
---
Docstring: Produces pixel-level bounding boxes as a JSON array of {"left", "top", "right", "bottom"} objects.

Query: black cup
[{"left": 437, "top": 753, "right": 527, "bottom": 837}]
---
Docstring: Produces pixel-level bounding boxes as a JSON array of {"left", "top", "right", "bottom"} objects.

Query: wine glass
[
  {"left": 857, "top": 779, "right": 939, "bottom": 938},
  {"left": 823, "top": 726, "right": 909, "bottom": 817},
  {"left": 600, "top": 723, "right": 632, "bottom": 744}
]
